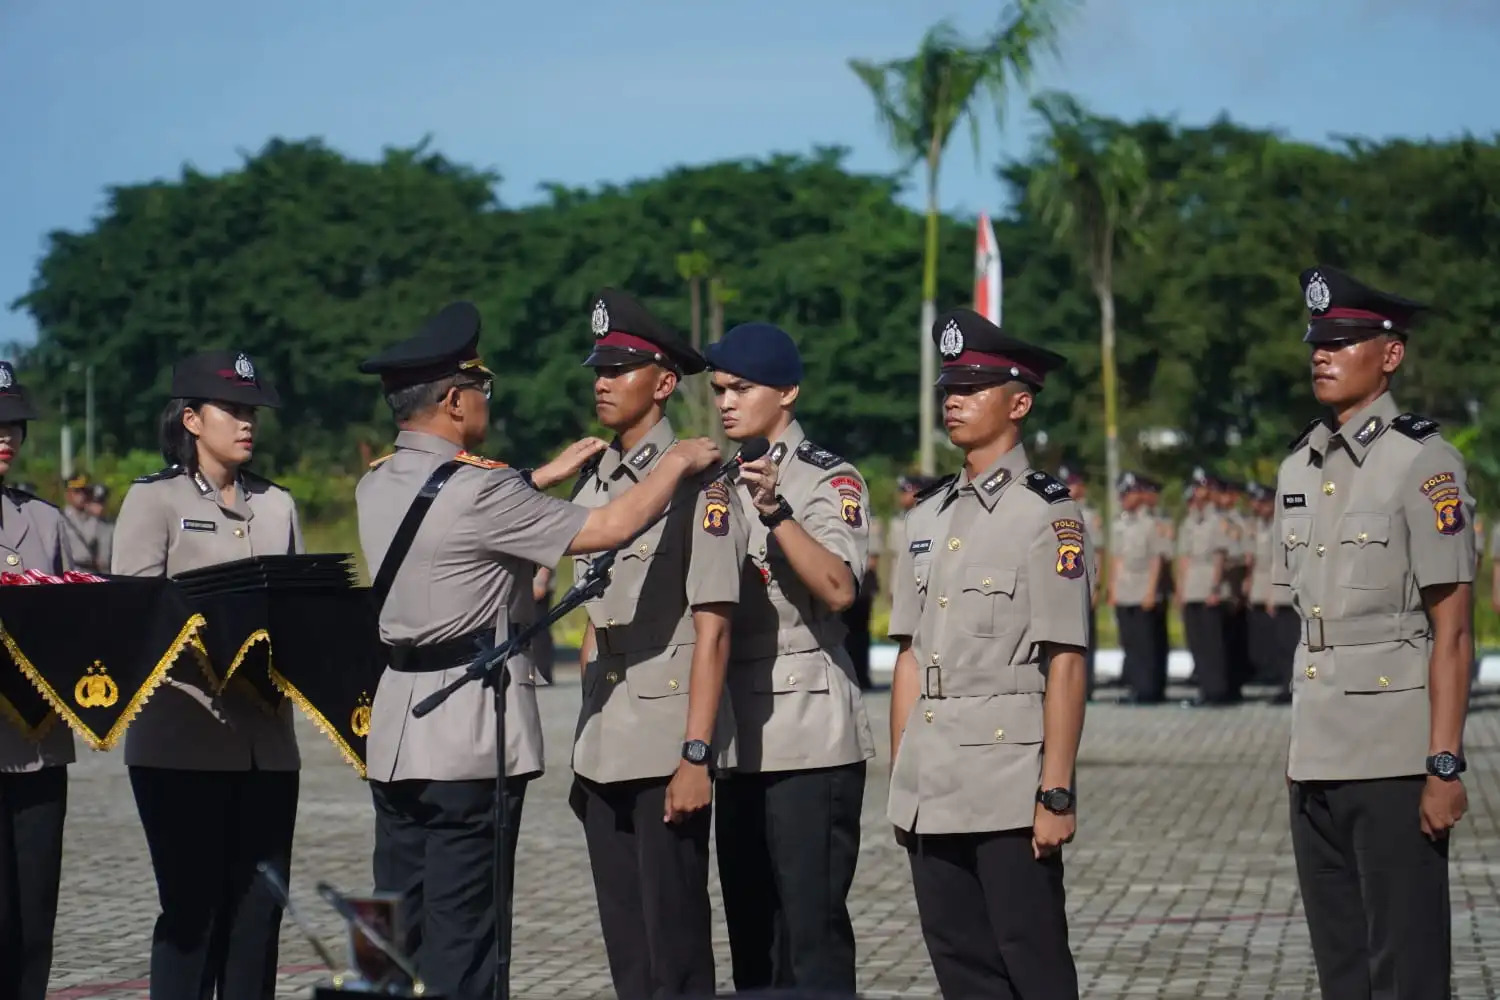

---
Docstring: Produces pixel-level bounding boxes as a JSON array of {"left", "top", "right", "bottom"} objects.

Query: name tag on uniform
[
  {"left": 181, "top": 518, "right": 217, "bottom": 532},
  {"left": 909, "top": 539, "right": 932, "bottom": 555},
  {"left": 1282, "top": 494, "right": 1306, "bottom": 509}
]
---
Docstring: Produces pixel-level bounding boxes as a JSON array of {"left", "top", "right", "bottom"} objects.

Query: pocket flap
[
  {"left": 960, "top": 566, "right": 1017, "bottom": 597},
  {"left": 1281, "top": 514, "right": 1312, "bottom": 548},
  {"left": 1340, "top": 512, "right": 1391, "bottom": 547},
  {"left": 913, "top": 556, "right": 932, "bottom": 591},
  {"left": 751, "top": 655, "right": 830, "bottom": 694},
  {"left": 627, "top": 656, "right": 689, "bottom": 698},
  {"left": 621, "top": 520, "right": 670, "bottom": 561},
  {"left": 1342, "top": 656, "right": 1426, "bottom": 694},
  {"left": 956, "top": 699, "right": 1044, "bottom": 746}
]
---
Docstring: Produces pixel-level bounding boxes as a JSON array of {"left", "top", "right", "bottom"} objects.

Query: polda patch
[
  {"left": 702, "top": 481, "right": 731, "bottom": 537},
  {"left": 1420, "top": 471, "right": 1465, "bottom": 536},
  {"left": 1051, "top": 517, "right": 1086, "bottom": 579}
]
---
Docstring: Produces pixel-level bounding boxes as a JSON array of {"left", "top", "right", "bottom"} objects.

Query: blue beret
[{"left": 704, "top": 322, "right": 803, "bottom": 387}]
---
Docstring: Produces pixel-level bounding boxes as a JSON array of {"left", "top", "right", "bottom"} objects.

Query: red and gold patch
[
  {"left": 1051, "top": 517, "right": 1086, "bottom": 579},
  {"left": 1420, "top": 471, "right": 1465, "bottom": 536},
  {"left": 831, "top": 476, "right": 864, "bottom": 528},
  {"left": 702, "top": 481, "right": 731, "bottom": 537},
  {"left": 455, "top": 451, "right": 508, "bottom": 470}
]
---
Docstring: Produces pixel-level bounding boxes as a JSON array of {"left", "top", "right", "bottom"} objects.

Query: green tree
[{"left": 849, "top": 1, "right": 1074, "bottom": 474}]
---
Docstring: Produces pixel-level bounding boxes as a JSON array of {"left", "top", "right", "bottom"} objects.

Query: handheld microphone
[
  {"left": 719, "top": 436, "right": 770, "bottom": 483},
  {"left": 255, "top": 863, "right": 344, "bottom": 977},
  {"left": 315, "top": 881, "right": 425, "bottom": 990}
]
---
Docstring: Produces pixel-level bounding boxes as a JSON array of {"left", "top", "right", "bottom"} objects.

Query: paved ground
[{"left": 44, "top": 674, "right": 1500, "bottom": 999}]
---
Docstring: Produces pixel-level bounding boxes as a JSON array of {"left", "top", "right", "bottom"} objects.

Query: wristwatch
[
  {"left": 1426, "top": 750, "right": 1466, "bottom": 781},
  {"left": 1036, "top": 787, "right": 1075, "bottom": 814},
  {"left": 682, "top": 739, "right": 711, "bottom": 765},
  {"left": 759, "top": 495, "right": 794, "bottom": 529}
]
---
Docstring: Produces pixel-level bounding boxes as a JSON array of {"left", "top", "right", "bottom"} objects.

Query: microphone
[
  {"left": 718, "top": 436, "right": 769, "bottom": 483},
  {"left": 315, "top": 881, "right": 425, "bottom": 989},
  {"left": 255, "top": 863, "right": 344, "bottom": 977}
]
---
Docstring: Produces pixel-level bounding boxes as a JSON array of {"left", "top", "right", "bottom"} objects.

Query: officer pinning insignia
[
  {"left": 1025, "top": 471, "right": 1070, "bottom": 504},
  {"left": 1283, "top": 493, "right": 1307, "bottom": 508},
  {"left": 1420, "top": 472, "right": 1465, "bottom": 535},
  {"left": 630, "top": 444, "right": 658, "bottom": 469},
  {"left": 1393, "top": 413, "right": 1440, "bottom": 441},
  {"left": 455, "top": 452, "right": 507, "bottom": 470},
  {"left": 1354, "top": 416, "right": 1383, "bottom": 445},
  {"left": 795, "top": 441, "right": 840, "bottom": 470},
  {"left": 701, "top": 480, "right": 731, "bottom": 536},
  {"left": 981, "top": 468, "right": 1012, "bottom": 495},
  {"left": 1051, "top": 518, "right": 1086, "bottom": 578},
  {"left": 768, "top": 442, "right": 788, "bottom": 465},
  {"left": 909, "top": 539, "right": 932, "bottom": 555}
]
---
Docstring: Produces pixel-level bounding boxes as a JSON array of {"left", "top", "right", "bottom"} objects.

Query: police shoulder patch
[
  {"left": 1419, "top": 469, "right": 1465, "bottom": 536},
  {"left": 133, "top": 466, "right": 185, "bottom": 484},
  {"left": 1392, "top": 413, "right": 1441, "bottom": 443},
  {"left": 701, "top": 480, "right": 731, "bottom": 537},
  {"left": 914, "top": 474, "right": 956, "bottom": 504},
  {"left": 455, "top": 451, "right": 508, "bottom": 470},
  {"left": 1289, "top": 418, "right": 1321, "bottom": 451},
  {"left": 1051, "top": 517, "right": 1087, "bottom": 579},
  {"left": 795, "top": 441, "right": 841, "bottom": 470},
  {"left": 1024, "top": 471, "right": 1070, "bottom": 504}
]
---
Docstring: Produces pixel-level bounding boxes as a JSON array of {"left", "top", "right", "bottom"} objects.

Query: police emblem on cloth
[
  {"left": 1051, "top": 518, "right": 1086, "bottom": 578},
  {"left": 1305, "top": 272, "right": 1331, "bottom": 313},
  {"left": 1420, "top": 471, "right": 1465, "bottom": 535},
  {"left": 938, "top": 319, "right": 964, "bottom": 358},
  {"left": 831, "top": 475, "right": 863, "bottom": 527},
  {"left": 591, "top": 301, "right": 610, "bottom": 337},
  {"left": 0, "top": 363, "right": 13, "bottom": 390},
  {"left": 233, "top": 353, "right": 256, "bottom": 380},
  {"left": 702, "top": 480, "right": 731, "bottom": 536}
]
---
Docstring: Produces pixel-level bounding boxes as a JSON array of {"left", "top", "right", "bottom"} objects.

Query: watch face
[
  {"left": 1433, "top": 751, "right": 1458, "bottom": 777},
  {"left": 1042, "top": 789, "right": 1073, "bottom": 812},
  {"left": 683, "top": 740, "right": 709, "bottom": 764}
]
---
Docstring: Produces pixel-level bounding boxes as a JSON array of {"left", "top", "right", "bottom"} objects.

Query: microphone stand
[{"left": 408, "top": 438, "right": 764, "bottom": 1000}]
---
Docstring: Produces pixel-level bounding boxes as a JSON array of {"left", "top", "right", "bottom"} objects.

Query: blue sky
[{"left": 2, "top": 0, "right": 1496, "bottom": 349}]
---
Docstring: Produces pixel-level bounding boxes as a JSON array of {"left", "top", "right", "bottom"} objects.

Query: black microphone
[{"left": 719, "top": 436, "right": 770, "bottom": 483}]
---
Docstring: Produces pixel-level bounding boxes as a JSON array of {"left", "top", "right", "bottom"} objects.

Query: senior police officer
[
  {"left": 888, "top": 308, "right": 1091, "bottom": 1000},
  {"left": 1176, "top": 469, "right": 1234, "bottom": 706},
  {"left": 356, "top": 301, "right": 721, "bottom": 1000},
  {"left": 569, "top": 289, "right": 748, "bottom": 1000},
  {"left": 0, "top": 363, "right": 71, "bottom": 1000},
  {"left": 704, "top": 322, "right": 875, "bottom": 994},
  {"left": 1276, "top": 266, "right": 1473, "bottom": 999},
  {"left": 1110, "top": 472, "right": 1168, "bottom": 704}
]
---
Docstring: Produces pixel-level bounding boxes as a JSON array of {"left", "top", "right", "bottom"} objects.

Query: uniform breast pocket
[
  {"left": 627, "top": 652, "right": 689, "bottom": 700},
  {"left": 913, "top": 556, "right": 932, "bottom": 596},
  {"left": 956, "top": 565, "right": 1018, "bottom": 638},
  {"left": 1337, "top": 512, "right": 1393, "bottom": 591},
  {"left": 1280, "top": 515, "right": 1312, "bottom": 579}
]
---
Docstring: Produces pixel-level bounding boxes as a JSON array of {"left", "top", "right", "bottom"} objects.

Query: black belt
[{"left": 386, "top": 625, "right": 525, "bottom": 674}]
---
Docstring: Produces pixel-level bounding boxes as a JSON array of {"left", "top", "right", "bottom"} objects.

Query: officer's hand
[
  {"left": 1032, "top": 805, "right": 1075, "bottom": 859},
  {"left": 668, "top": 438, "right": 722, "bottom": 477},
  {"left": 532, "top": 437, "right": 608, "bottom": 490},
  {"left": 664, "top": 761, "right": 712, "bottom": 824},
  {"left": 1141, "top": 594, "right": 1156, "bottom": 611},
  {"left": 1420, "top": 776, "right": 1468, "bottom": 840},
  {"left": 737, "top": 458, "right": 782, "bottom": 516}
]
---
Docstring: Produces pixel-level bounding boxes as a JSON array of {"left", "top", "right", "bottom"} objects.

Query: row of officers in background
[{"left": 0, "top": 263, "right": 1477, "bottom": 1000}]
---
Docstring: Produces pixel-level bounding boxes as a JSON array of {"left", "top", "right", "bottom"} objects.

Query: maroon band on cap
[
  {"left": 215, "top": 369, "right": 254, "bottom": 383},
  {"left": 943, "top": 350, "right": 1042, "bottom": 385},
  {"left": 597, "top": 331, "right": 663, "bottom": 356},
  {"left": 1317, "top": 307, "right": 1394, "bottom": 326}
]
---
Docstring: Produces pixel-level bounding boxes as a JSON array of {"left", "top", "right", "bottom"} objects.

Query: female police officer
[
  {"left": 0, "top": 361, "right": 72, "bottom": 1000},
  {"left": 112, "top": 350, "right": 303, "bottom": 1000}
]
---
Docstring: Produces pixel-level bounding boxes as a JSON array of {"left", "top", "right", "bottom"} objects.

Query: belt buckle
[
  {"left": 925, "top": 664, "right": 942, "bottom": 699},
  {"left": 1305, "top": 617, "right": 1326, "bottom": 652}
]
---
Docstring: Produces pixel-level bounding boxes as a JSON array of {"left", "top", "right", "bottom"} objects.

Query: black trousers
[
  {"left": 1151, "top": 598, "right": 1170, "bottom": 683},
  {"left": 1249, "top": 605, "right": 1299, "bottom": 690},
  {"left": 1083, "top": 606, "right": 1097, "bottom": 699},
  {"left": 908, "top": 830, "right": 1077, "bottom": 1000},
  {"left": 0, "top": 767, "right": 66, "bottom": 1000},
  {"left": 370, "top": 775, "right": 528, "bottom": 1000},
  {"left": 841, "top": 595, "right": 873, "bottom": 690},
  {"left": 1182, "top": 603, "right": 1231, "bottom": 703},
  {"left": 1115, "top": 605, "right": 1165, "bottom": 702},
  {"left": 1223, "top": 603, "right": 1251, "bottom": 696},
  {"left": 716, "top": 762, "right": 865, "bottom": 994},
  {"left": 1290, "top": 777, "right": 1451, "bottom": 999},
  {"left": 129, "top": 766, "right": 299, "bottom": 1000},
  {"left": 574, "top": 775, "right": 715, "bottom": 1000}
]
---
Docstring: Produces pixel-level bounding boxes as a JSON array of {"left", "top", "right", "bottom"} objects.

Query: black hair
[
  {"left": 158, "top": 397, "right": 208, "bottom": 471},
  {"left": 385, "top": 375, "right": 472, "bottom": 424}
]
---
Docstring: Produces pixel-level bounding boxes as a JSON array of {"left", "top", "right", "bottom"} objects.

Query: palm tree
[
  {"left": 1025, "top": 90, "right": 1151, "bottom": 542},
  {"left": 849, "top": 1, "right": 1075, "bottom": 475}
]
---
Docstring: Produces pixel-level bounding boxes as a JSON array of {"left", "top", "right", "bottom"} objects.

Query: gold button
[
  {"left": 786, "top": 675, "right": 798, "bottom": 686},
  {"left": 637, "top": 543, "right": 649, "bottom": 554},
  {"left": 981, "top": 577, "right": 992, "bottom": 588},
  {"left": 947, "top": 538, "right": 961, "bottom": 551},
  {"left": 1310, "top": 606, "right": 1322, "bottom": 618},
  {"left": 930, "top": 652, "right": 940, "bottom": 665},
  {"left": 606, "top": 617, "right": 616, "bottom": 627},
  {"left": 923, "top": 710, "right": 934, "bottom": 723},
  {"left": 233, "top": 528, "right": 245, "bottom": 538},
  {"left": 606, "top": 672, "right": 619, "bottom": 683},
  {"left": 1306, "top": 665, "right": 1317, "bottom": 679},
  {"left": 1316, "top": 544, "right": 1326, "bottom": 556},
  {"left": 994, "top": 729, "right": 1005, "bottom": 741},
  {"left": 1357, "top": 531, "right": 1368, "bottom": 542},
  {"left": 938, "top": 596, "right": 949, "bottom": 607},
  {"left": 1287, "top": 533, "right": 1297, "bottom": 544},
  {"left": 1322, "top": 482, "right": 1335, "bottom": 495},
  {"left": 4, "top": 554, "right": 16, "bottom": 566},
  {"left": 1378, "top": 676, "right": 1390, "bottom": 688},
  {"left": 668, "top": 679, "right": 679, "bottom": 691}
]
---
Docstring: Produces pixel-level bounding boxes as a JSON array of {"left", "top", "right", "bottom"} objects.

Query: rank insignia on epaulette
[
  {"left": 796, "top": 442, "right": 840, "bottom": 470},
  {"left": 702, "top": 481, "right": 730, "bottom": 536},
  {"left": 1393, "top": 413, "right": 1441, "bottom": 442},
  {"left": 455, "top": 452, "right": 507, "bottom": 470},
  {"left": 1051, "top": 518, "right": 1086, "bottom": 578},
  {"left": 1419, "top": 471, "right": 1465, "bottom": 535},
  {"left": 1025, "top": 471, "right": 1069, "bottom": 504}
]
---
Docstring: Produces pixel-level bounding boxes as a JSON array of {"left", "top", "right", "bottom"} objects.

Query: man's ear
[
  {"left": 653, "top": 368, "right": 679, "bottom": 404},
  {"left": 1382, "top": 336, "right": 1406, "bottom": 375}
]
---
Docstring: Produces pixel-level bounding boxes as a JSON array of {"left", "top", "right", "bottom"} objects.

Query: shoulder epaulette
[
  {"left": 1024, "top": 470, "right": 1071, "bottom": 504},
  {"left": 569, "top": 452, "right": 604, "bottom": 500},
  {"left": 795, "top": 440, "right": 842, "bottom": 471},
  {"left": 1391, "top": 413, "right": 1441, "bottom": 443},
  {"left": 1288, "top": 418, "right": 1321, "bottom": 451},
  {"left": 455, "top": 451, "right": 509, "bottom": 470},
  {"left": 914, "top": 474, "right": 956, "bottom": 504},
  {"left": 133, "top": 466, "right": 185, "bottom": 485},
  {"left": 241, "top": 469, "right": 288, "bottom": 492},
  {"left": 368, "top": 452, "right": 396, "bottom": 470},
  {"left": 4, "top": 486, "right": 55, "bottom": 509}
]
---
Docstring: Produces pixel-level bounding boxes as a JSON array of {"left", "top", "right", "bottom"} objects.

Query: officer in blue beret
[{"left": 705, "top": 322, "right": 875, "bottom": 995}]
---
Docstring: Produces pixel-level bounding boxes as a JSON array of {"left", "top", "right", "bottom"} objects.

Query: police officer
[
  {"left": 112, "top": 350, "right": 302, "bottom": 1000},
  {"left": 60, "top": 474, "right": 108, "bottom": 572},
  {"left": 1176, "top": 468, "right": 1233, "bottom": 706},
  {"left": 85, "top": 484, "right": 113, "bottom": 572},
  {"left": 888, "top": 308, "right": 1089, "bottom": 1000},
  {"left": 1276, "top": 266, "right": 1472, "bottom": 999},
  {"left": 1060, "top": 465, "right": 1101, "bottom": 699},
  {"left": 0, "top": 362, "right": 71, "bottom": 1000},
  {"left": 1143, "top": 477, "right": 1175, "bottom": 684},
  {"left": 1245, "top": 482, "right": 1295, "bottom": 703},
  {"left": 1110, "top": 472, "right": 1167, "bottom": 704},
  {"left": 1216, "top": 479, "right": 1252, "bottom": 699},
  {"left": 356, "top": 301, "right": 718, "bottom": 1000},
  {"left": 704, "top": 322, "right": 875, "bottom": 994},
  {"left": 569, "top": 289, "right": 747, "bottom": 1000}
]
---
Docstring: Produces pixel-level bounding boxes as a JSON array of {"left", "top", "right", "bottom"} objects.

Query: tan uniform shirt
[
  {"left": 61, "top": 506, "right": 108, "bottom": 573},
  {"left": 114, "top": 468, "right": 303, "bottom": 771},
  {"left": 571, "top": 417, "right": 748, "bottom": 783},
  {"left": 0, "top": 489, "right": 74, "bottom": 773},
  {"left": 1111, "top": 509, "right": 1161, "bottom": 607},
  {"left": 726, "top": 422, "right": 874, "bottom": 773},
  {"left": 1176, "top": 509, "right": 1228, "bottom": 603},
  {"left": 1154, "top": 513, "right": 1176, "bottom": 599},
  {"left": 357, "top": 431, "right": 588, "bottom": 783},
  {"left": 1249, "top": 516, "right": 1292, "bottom": 607},
  {"left": 1274, "top": 394, "right": 1475, "bottom": 781},
  {"left": 886, "top": 445, "right": 1092, "bottom": 835},
  {"left": 1221, "top": 509, "right": 1249, "bottom": 602}
]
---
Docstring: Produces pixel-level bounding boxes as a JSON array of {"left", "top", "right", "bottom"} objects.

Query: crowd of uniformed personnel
[{"left": 0, "top": 263, "right": 1480, "bottom": 1000}]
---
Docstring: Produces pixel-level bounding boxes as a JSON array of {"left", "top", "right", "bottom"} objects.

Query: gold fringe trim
[
  {"left": 267, "top": 661, "right": 367, "bottom": 779},
  {"left": 0, "top": 614, "right": 207, "bottom": 752},
  {"left": 213, "top": 629, "right": 270, "bottom": 692},
  {"left": 0, "top": 692, "right": 58, "bottom": 743}
]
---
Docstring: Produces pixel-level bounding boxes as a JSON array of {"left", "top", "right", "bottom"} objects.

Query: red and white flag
[{"left": 973, "top": 212, "right": 1002, "bottom": 326}]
